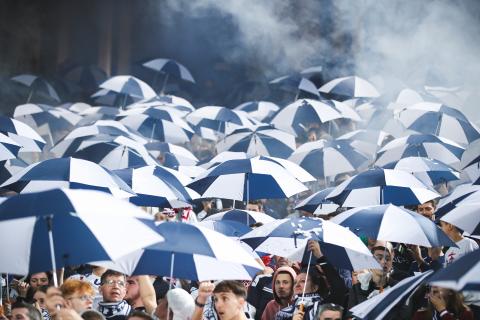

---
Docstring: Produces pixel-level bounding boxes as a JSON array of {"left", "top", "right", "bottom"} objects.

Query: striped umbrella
[
  {"left": 99, "top": 76, "right": 156, "bottom": 107},
  {"left": 337, "top": 129, "right": 393, "bottom": 159},
  {"left": 203, "top": 209, "right": 275, "bottom": 226},
  {"left": 269, "top": 75, "right": 320, "bottom": 100},
  {"left": 11, "top": 74, "right": 61, "bottom": 103},
  {"left": 143, "top": 58, "right": 195, "bottom": 94},
  {"left": 429, "top": 250, "right": 480, "bottom": 291},
  {"left": 0, "top": 115, "right": 46, "bottom": 153},
  {"left": 145, "top": 142, "right": 198, "bottom": 168},
  {"left": 460, "top": 138, "right": 480, "bottom": 182},
  {"left": 436, "top": 183, "right": 480, "bottom": 219},
  {"left": 295, "top": 187, "right": 339, "bottom": 216},
  {"left": 326, "top": 168, "right": 440, "bottom": 207},
  {"left": 130, "top": 95, "right": 195, "bottom": 115},
  {"left": 319, "top": 76, "right": 380, "bottom": 99},
  {"left": 440, "top": 202, "right": 480, "bottom": 236},
  {"left": 234, "top": 101, "right": 280, "bottom": 121},
  {"left": 0, "top": 133, "right": 21, "bottom": 161}
]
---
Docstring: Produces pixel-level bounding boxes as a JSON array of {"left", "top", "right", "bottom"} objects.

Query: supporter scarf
[
  {"left": 275, "top": 293, "right": 323, "bottom": 320},
  {"left": 98, "top": 300, "right": 132, "bottom": 318}
]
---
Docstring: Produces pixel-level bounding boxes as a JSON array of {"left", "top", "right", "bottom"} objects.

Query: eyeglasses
[
  {"left": 102, "top": 279, "right": 126, "bottom": 287},
  {"left": 67, "top": 295, "right": 94, "bottom": 302}
]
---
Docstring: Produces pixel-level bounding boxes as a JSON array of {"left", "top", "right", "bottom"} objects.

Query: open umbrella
[
  {"left": 130, "top": 95, "right": 195, "bottom": 115},
  {"left": 460, "top": 138, "right": 480, "bottom": 182},
  {"left": 269, "top": 75, "right": 320, "bottom": 100},
  {"left": 203, "top": 209, "right": 275, "bottom": 226},
  {"left": 0, "top": 133, "right": 21, "bottom": 161},
  {"left": 99, "top": 76, "right": 156, "bottom": 108},
  {"left": 234, "top": 101, "right": 280, "bottom": 122},
  {"left": 145, "top": 142, "right": 199, "bottom": 168},
  {"left": 197, "top": 220, "right": 252, "bottom": 238},
  {"left": 440, "top": 202, "right": 480, "bottom": 237},
  {"left": 11, "top": 74, "right": 61, "bottom": 103},
  {"left": 435, "top": 183, "right": 480, "bottom": 218},
  {"left": 319, "top": 76, "right": 380, "bottom": 99},
  {"left": 0, "top": 115, "right": 46, "bottom": 153},
  {"left": 295, "top": 187, "right": 339, "bottom": 216}
]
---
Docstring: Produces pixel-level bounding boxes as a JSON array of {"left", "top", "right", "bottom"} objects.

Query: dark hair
[
  {"left": 11, "top": 301, "right": 43, "bottom": 320},
  {"left": 81, "top": 309, "right": 107, "bottom": 320},
  {"left": 416, "top": 199, "right": 437, "bottom": 209},
  {"left": 299, "top": 267, "right": 329, "bottom": 298},
  {"left": 425, "top": 287, "right": 470, "bottom": 318},
  {"left": 100, "top": 270, "right": 126, "bottom": 285},
  {"left": 316, "top": 303, "right": 344, "bottom": 319},
  {"left": 127, "top": 311, "right": 153, "bottom": 320},
  {"left": 213, "top": 281, "right": 247, "bottom": 299}
]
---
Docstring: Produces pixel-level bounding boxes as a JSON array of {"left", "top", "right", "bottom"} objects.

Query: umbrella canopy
[
  {"left": 440, "top": 203, "right": 480, "bottom": 236},
  {"left": 319, "top": 76, "right": 380, "bottom": 99},
  {"left": 187, "top": 156, "right": 309, "bottom": 202},
  {"left": 57, "top": 102, "right": 92, "bottom": 114},
  {"left": 143, "top": 58, "right": 195, "bottom": 83},
  {"left": 460, "top": 138, "right": 480, "bottom": 182},
  {"left": 396, "top": 102, "right": 480, "bottom": 145},
  {"left": 91, "top": 89, "right": 140, "bottom": 108},
  {"left": 331, "top": 204, "right": 455, "bottom": 247},
  {"left": 295, "top": 187, "right": 339, "bottom": 216},
  {"left": 0, "top": 157, "right": 135, "bottom": 199},
  {"left": 197, "top": 220, "right": 252, "bottom": 238},
  {"left": 428, "top": 249, "right": 480, "bottom": 291},
  {"left": 337, "top": 129, "right": 393, "bottom": 158},
  {"left": 241, "top": 217, "right": 380, "bottom": 270},
  {"left": 203, "top": 209, "right": 275, "bottom": 226},
  {"left": 99, "top": 76, "right": 156, "bottom": 106},
  {"left": 0, "top": 115, "right": 46, "bottom": 153},
  {"left": 326, "top": 168, "right": 440, "bottom": 207},
  {"left": 94, "top": 221, "right": 262, "bottom": 280},
  {"left": 216, "top": 125, "right": 296, "bottom": 159},
  {"left": 382, "top": 157, "right": 460, "bottom": 186},
  {"left": 288, "top": 139, "right": 370, "bottom": 179},
  {"left": 375, "top": 134, "right": 465, "bottom": 169},
  {"left": 269, "top": 75, "right": 320, "bottom": 99},
  {"left": 71, "top": 135, "right": 158, "bottom": 170},
  {"left": 63, "top": 65, "right": 107, "bottom": 92},
  {"left": 234, "top": 101, "right": 280, "bottom": 121},
  {"left": 114, "top": 165, "right": 194, "bottom": 208},
  {"left": 11, "top": 74, "right": 61, "bottom": 102},
  {"left": 0, "top": 158, "right": 28, "bottom": 185},
  {"left": 200, "top": 151, "right": 249, "bottom": 169},
  {"left": 0, "top": 188, "right": 163, "bottom": 276},
  {"left": 145, "top": 142, "right": 198, "bottom": 168},
  {"left": 131, "top": 95, "right": 195, "bottom": 115},
  {"left": 77, "top": 106, "right": 121, "bottom": 126},
  {"left": 0, "top": 133, "right": 21, "bottom": 161},
  {"left": 271, "top": 99, "right": 344, "bottom": 136},
  {"left": 436, "top": 183, "right": 480, "bottom": 218}
]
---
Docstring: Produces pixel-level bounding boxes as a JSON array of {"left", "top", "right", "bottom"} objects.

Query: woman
[
  {"left": 413, "top": 286, "right": 473, "bottom": 320},
  {"left": 60, "top": 279, "right": 95, "bottom": 314}
]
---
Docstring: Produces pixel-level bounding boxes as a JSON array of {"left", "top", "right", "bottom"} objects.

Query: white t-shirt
[{"left": 444, "top": 237, "right": 479, "bottom": 267}]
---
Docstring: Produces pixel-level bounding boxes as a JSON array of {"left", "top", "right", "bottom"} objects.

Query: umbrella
[
  {"left": 94, "top": 221, "right": 263, "bottom": 281},
  {"left": 113, "top": 165, "right": 194, "bottom": 208},
  {"left": 295, "top": 187, "right": 339, "bottom": 216},
  {"left": 143, "top": 58, "right": 195, "bottom": 94},
  {"left": 435, "top": 183, "right": 480, "bottom": 218},
  {"left": 0, "top": 115, "right": 46, "bottom": 153},
  {"left": 71, "top": 135, "right": 158, "bottom": 170},
  {"left": 200, "top": 151, "right": 249, "bottom": 169},
  {"left": 326, "top": 168, "right": 440, "bottom": 207},
  {"left": 375, "top": 134, "right": 465, "bottom": 169},
  {"left": 440, "top": 203, "right": 480, "bottom": 236},
  {"left": 269, "top": 75, "right": 320, "bottom": 100},
  {"left": 0, "top": 188, "right": 164, "bottom": 285},
  {"left": 99, "top": 76, "right": 156, "bottom": 107},
  {"left": 145, "top": 142, "right": 199, "bottom": 168},
  {"left": 271, "top": 99, "right": 344, "bottom": 136},
  {"left": 0, "top": 133, "right": 21, "bottom": 161},
  {"left": 460, "top": 138, "right": 480, "bottom": 182},
  {"left": 396, "top": 102, "right": 480, "bottom": 145},
  {"left": 234, "top": 101, "right": 280, "bottom": 122},
  {"left": 11, "top": 74, "right": 61, "bottom": 103},
  {"left": 197, "top": 220, "right": 252, "bottom": 238},
  {"left": 130, "top": 95, "right": 195, "bottom": 115},
  {"left": 63, "top": 65, "right": 107, "bottom": 92},
  {"left": 288, "top": 139, "right": 370, "bottom": 179},
  {"left": 330, "top": 204, "right": 455, "bottom": 247},
  {"left": 203, "top": 209, "right": 275, "bottom": 226},
  {"left": 76, "top": 106, "right": 122, "bottom": 126},
  {"left": 57, "top": 102, "right": 92, "bottom": 114},
  {"left": 91, "top": 89, "right": 140, "bottom": 107},
  {"left": 241, "top": 217, "right": 380, "bottom": 270},
  {"left": 216, "top": 124, "right": 296, "bottom": 159},
  {"left": 0, "top": 157, "right": 135, "bottom": 199},
  {"left": 382, "top": 157, "right": 460, "bottom": 187},
  {"left": 428, "top": 249, "right": 480, "bottom": 291},
  {"left": 337, "top": 129, "right": 393, "bottom": 158},
  {"left": 0, "top": 158, "right": 28, "bottom": 185},
  {"left": 350, "top": 271, "right": 433, "bottom": 320},
  {"left": 319, "top": 76, "right": 380, "bottom": 99}
]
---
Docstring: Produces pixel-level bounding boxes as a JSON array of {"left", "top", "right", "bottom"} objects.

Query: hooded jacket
[{"left": 261, "top": 267, "right": 296, "bottom": 320}]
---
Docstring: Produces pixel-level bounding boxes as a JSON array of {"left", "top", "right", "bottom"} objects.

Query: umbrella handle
[
  {"left": 301, "top": 251, "right": 313, "bottom": 302},
  {"left": 46, "top": 216, "right": 59, "bottom": 287}
]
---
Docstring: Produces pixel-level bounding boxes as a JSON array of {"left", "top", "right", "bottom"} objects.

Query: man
[
  {"left": 125, "top": 276, "right": 145, "bottom": 311},
  {"left": 98, "top": 270, "right": 131, "bottom": 320},
  {"left": 261, "top": 267, "right": 296, "bottom": 320},
  {"left": 440, "top": 220, "right": 478, "bottom": 266},
  {"left": 315, "top": 304, "right": 343, "bottom": 320},
  {"left": 11, "top": 302, "right": 42, "bottom": 320},
  {"left": 212, "top": 281, "right": 248, "bottom": 320},
  {"left": 416, "top": 200, "right": 436, "bottom": 221}
]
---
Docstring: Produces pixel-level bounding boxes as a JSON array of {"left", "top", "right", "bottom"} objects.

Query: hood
[{"left": 272, "top": 266, "right": 296, "bottom": 304}]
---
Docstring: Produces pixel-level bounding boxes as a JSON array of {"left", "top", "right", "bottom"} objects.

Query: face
[
  {"left": 33, "top": 290, "right": 47, "bottom": 308},
  {"left": 274, "top": 256, "right": 290, "bottom": 268},
  {"left": 293, "top": 273, "right": 317, "bottom": 296},
  {"left": 246, "top": 203, "right": 261, "bottom": 212},
  {"left": 417, "top": 202, "right": 435, "bottom": 220},
  {"left": 30, "top": 272, "right": 49, "bottom": 288},
  {"left": 319, "top": 310, "right": 342, "bottom": 320},
  {"left": 100, "top": 275, "right": 127, "bottom": 302},
  {"left": 65, "top": 291, "right": 94, "bottom": 313},
  {"left": 373, "top": 249, "right": 393, "bottom": 273},
  {"left": 213, "top": 291, "right": 245, "bottom": 320},
  {"left": 125, "top": 276, "right": 140, "bottom": 302},
  {"left": 440, "top": 221, "right": 452, "bottom": 235},
  {"left": 11, "top": 308, "right": 30, "bottom": 320},
  {"left": 274, "top": 273, "right": 293, "bottom": 299}
]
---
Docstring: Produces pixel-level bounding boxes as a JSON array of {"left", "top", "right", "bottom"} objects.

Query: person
[
  {"left": 126, "top": 311, "right": 153, "bottom": 320},
  {"left": 81, "top": 310, "right": 107, "bottom": 320},
  {"left": 13, "top": 272, "right": 52, "bottom": 303},
  {"left": 261, "top": 266, "right": 297, "bottom": 320},
  {"left": 439, "top": 221, "right": 479, "bottom": 267},
  {"left": 247, "top": 201, "right": 263, "bottom": 213},
  {"left": 32, "top": 285, "right": 50, "bottom": 320},
  {"left": 212, "top": 281, "right": 248, "bottom": 320},
  {"left": 416, "top": 200, "right": 437, "bottom": 221},
  {"left": 315, "top": 303, "right": 343, "bottom": 320},
  {"left": 412, "top": 286, "right": 474, "bottom": 320},
  {"left": 68, "top": 265, "right": 106, "bottom": 309},
  {"left": 125, "top": 277, "right": 145, "bottom": 312},
  {"left": 61, "top": 279, "right": 95, "bottom": 314},
  {"left": 11, "top": 301, "right": 42, "bottom": 320},
  {"left": 97, "top": 270, "right": 131, "bottom": 320}
]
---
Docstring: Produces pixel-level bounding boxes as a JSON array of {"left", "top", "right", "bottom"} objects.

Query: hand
[
  {"left": 15, "top": 280, "right": 30, "bottom": 297},
  {"left": 429, "top": 291, "right": 447, "bottom": 312},
  {"left": 428, "top": 247, "right": 442, "bottom": 261},
  {"left": 293, "top": 306, "right": 305, "bottom": 320},
  {"left": 307, "top": 240, "right": 322, "bottom": 259},
  {"left": 197, "top": 281, "right": 215, "bottom": 305},
  {"left": 407, "top": 245, "right": 423, "bottom": 264},
  {"left": 45, "top": 287, "right": 67, "bottom": 318}
]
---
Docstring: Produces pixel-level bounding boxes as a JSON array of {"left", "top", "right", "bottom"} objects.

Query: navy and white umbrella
[
  {"left": 396, "top": 102, "right": 480, "bottom": 145},
  {"left": 288, "top": 139, "right": 370, "bottom": 179},
  {"left": 95, "top": 221, "right": 263, "bottom": 280},
  {"left": 77, "top": 106, "right": 122, "bottom": 126},
  {"left": 382, "top": 157, "right": 460, "bottom": 187},
  {"left": 145, "top": 142, "right": 199, "bottom": 168},
  {"left": 337, "top": 129, "right": 393, "bottom": 159},
  {"left": 0, "top": 133, "right": 21, "bottom": 161},
  {"left": 14, "top": 104, "right": 82, "bottom": 145},
  {"left": 0, "top": 158, "right": 28, "bottom": 185},
  {"left": 71, "top": 135, "right": 158, "bottom": 170},
  {"left": 63, "top": 65, "right": 107, "bottom": 92},
  {"left": 375, "top": 134, "right": 465, "bottom": 169},
  {"left": 0, "top": 188, "right": 163, "bottom": 284},
  {"left": 11, "top": 74, "right": 61, "bottom": 103},
  {"left": 197, "top": 220, "right": 252, "bottom": 238},
  {"left": 114, "top": 165, "right": 195, "bottom": 208},
  {"left": 0, "top": 157, "right": 135, "bottom": 199},
  {"left": 428, "top": 249, "right": 480, "bottom": 291},
  {"left": 460, "top": 138, "right": 480, "bottom": 182},
  {"left": 436, "top": 183, "right": 480, "bottom": 219},
  {"left": 440, "top": 202, "right": 480, "bottom": 236},
  {"left": 350, "top": 271, "right": 433, "bottom": 320},
  {"left": 271, "top": 99, "right": 344, "bottom": 136},
  {"left": 216, "top": 125, "right": 296, "bottom": 159},
  {"left": 241, "top": 217, "right": 380, "bottom": 270},
  {"left": 143, "top": 58, "right": 195, "bottom": 93},
  {"left": 234, "top": 101, "right": 280, "bottom": 122},
  {"left": 187, "top": 156, "right": 309, "bottom": 202},
  {"left": 91, "top": 89, "right": 141, "bottom": 107},
  {"left": 295, "top": 187, "right": 339, "bottom": 216},
  {"left": 57, "top": 102, "right": 92, "bottom": 115},
  {"left": 269, "top": 75, "right": 320, "bottom": 99},
  {"left": 331, "top": 205, "right": 455, "bottom": 247},
  {"left": 0, "top": 115, "right": 46, "bottom": 153},
  {"left": 326, "top": 168, "right": 440, "bottom": 207},
  {"left": 200, "top": 151, "right": 249, "bottom": 169},
  {"left": 99, "top": 76, "right": 156, "bottom": 107},
  {"left": 319, "top": 76, "right": 380, "bottom": 99},
  {"left": 203, "top": 209, "right": 275, "bottom": 226},
  {"left": 130, "top": 95, "right": 195, "bottom": 115}
]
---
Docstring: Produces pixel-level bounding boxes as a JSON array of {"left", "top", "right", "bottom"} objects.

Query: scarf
[
  {"left": 98, "top": 300, "right": 132, "bottom": 319},
  {"left": 275, "top": 293, "right": 323, "bottom": 320}
]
